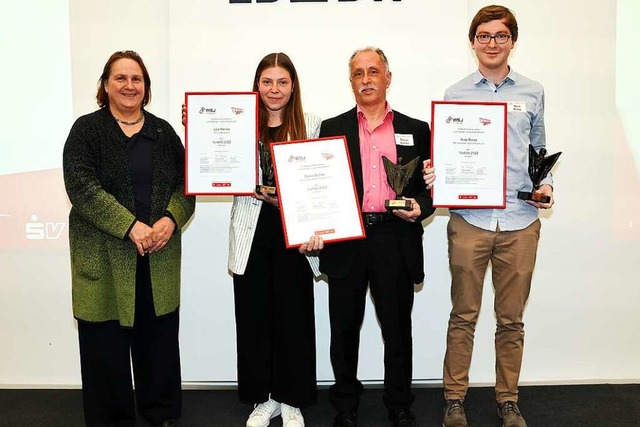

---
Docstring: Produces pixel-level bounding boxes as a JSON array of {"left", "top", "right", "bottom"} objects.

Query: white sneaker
[
  {"left": 281, "top": 403, "right": 305, "bottom": 427},
  {"left": 246, "top": 399, "right": 281, "bottom": 427}
]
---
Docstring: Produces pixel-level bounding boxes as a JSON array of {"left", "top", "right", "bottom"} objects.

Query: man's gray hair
[{"left": 348, "top": 47, "right": 390, "bottom": 74}]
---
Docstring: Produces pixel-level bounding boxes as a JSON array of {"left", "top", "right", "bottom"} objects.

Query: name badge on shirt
[
  {"left": 508, "top": 101, "right": 527, "bottom": 113},
  {"left": 394, "top": 134, "right": 414, "bottom": 146}
]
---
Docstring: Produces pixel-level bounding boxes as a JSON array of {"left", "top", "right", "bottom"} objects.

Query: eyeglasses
[{"left": 475, "top": 34, "right": 512, "bottom": 44}]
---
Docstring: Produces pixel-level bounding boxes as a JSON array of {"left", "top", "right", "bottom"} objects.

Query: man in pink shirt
[{"left": 318, "top": 47, "right": 434, "bottom": 427}]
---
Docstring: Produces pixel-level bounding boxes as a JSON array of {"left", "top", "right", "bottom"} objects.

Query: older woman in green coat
[{"left": 63, "top": 50, "right": 195, "bottom": 427}]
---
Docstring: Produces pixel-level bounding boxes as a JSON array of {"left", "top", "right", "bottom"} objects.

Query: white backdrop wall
[{"left": 1, "top": 0, "right": 639, "bottom": 388}]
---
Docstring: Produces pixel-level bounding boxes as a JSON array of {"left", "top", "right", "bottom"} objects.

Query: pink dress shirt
[{"left": 357, "top": 103, "right": 397, "bottom": 212}]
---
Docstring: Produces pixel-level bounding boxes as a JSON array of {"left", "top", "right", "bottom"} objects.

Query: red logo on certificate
[{"left": 315, "top": 229, "right": 335, "bottom": 236}]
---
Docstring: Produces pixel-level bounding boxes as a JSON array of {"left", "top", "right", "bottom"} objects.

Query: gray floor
[{"left": 1, "top": 384, "right": 638, "bottom": 427}]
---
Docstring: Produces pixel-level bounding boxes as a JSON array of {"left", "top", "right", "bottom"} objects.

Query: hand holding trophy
[
  {"left": 517, "top": 144, "right": 561, "bottom": 203},
  {"left": 382, "top": 156, "right": 421, "bottom": 210},
  {"left": 255, "top": 141, "right": 277, "bottom": 196}
]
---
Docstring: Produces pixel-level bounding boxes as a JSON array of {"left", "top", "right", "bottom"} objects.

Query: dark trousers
[
  {"left": 233, "top": 203, "right": 317, "bottom": 409},
  {"left": 78, "top": 256, "right": 182, "bottom": 427},
  {"left": 328, "top": 221, "right": 415, "bottom": 413}
]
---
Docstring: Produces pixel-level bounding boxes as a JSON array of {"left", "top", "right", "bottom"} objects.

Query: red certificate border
[
  {"left": 430, "top": 100, "right": 508, "bottom": 209},
  {"left": 184, "top": 92, "right": 259, "bottom": 196},
  {"left": 270, "top": 136, "right": 366, "bottom": 249}
]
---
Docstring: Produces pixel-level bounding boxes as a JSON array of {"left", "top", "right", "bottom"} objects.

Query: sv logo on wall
[{"left": 25, "top": 215, "right": 67, "bottom": 240}]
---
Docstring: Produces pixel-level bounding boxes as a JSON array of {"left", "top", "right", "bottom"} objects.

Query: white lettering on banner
[
  {"left": 230, "top": 0, "right": 400, "bottom": 3},
  {"left": 25, "top": 215, "right": 67, "bottom": 240}
]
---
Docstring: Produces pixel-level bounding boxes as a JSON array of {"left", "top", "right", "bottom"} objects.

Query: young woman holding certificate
[
  {"left": 232, "top": 52, "right": 324, "bottom": 427},
  {"left": 185, "top": 52, "right": 323, "bottom": 427}
]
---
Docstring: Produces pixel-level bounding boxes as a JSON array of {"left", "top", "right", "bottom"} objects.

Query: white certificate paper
[
  {"left": 271, "top": 137, "right": 365, "bottom": 248},
  {"left": 185, "top": 92, "right": 258, "bottom": 195},
  {"left": 431, "top": 101, "right": 507, "bottom": 208}
]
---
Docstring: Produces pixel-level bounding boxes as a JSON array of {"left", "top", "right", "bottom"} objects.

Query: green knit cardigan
[{"left": 63, "top": 108, "right": 196, "bottom": 326}]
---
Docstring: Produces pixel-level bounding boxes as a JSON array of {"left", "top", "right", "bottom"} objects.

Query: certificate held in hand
[
  {"left": 184, "top": 92, "right": 259, "bottom": 195},
  {"left": 270, "top": 137, "right": 365, "bottom": 248},
  {"left": 430, "top": 101, "right": 507, "bottom": 208}
]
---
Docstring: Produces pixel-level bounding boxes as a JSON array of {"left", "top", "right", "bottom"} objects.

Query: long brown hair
[
  {"left": 253, "top": 53, "right": 307, "bottom": 144},
  {"left": 96, "top": 50, "right": 152, "bottom": 108}
]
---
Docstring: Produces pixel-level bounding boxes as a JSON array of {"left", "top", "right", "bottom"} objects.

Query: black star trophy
[
  {"left": 517, "top": 144, "right": 562, "bottom": 203},
  {"left": 255, "top": 141, "right": 277, "bottom": 196},
  {"left": 382, "top": 156, "right": 421, "bottom": 210}
]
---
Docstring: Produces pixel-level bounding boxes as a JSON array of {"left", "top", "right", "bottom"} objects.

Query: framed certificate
[
  {"left": 184, "top": 92, "right": 259, "bottom": 195},
  {"left": 271, "top": 137, "right": 366, "bottom": 248},
  {"left": 431, "top": 101, "right": 507, "bottom": 208}
]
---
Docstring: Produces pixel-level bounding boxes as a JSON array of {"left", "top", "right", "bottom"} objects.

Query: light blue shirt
[{"left": 444, "top": 68, "right": 551, "bottom": 232}]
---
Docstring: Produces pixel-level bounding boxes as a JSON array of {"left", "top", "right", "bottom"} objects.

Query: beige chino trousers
[{"left": 443, "top": 212, "right": 541, "bottom": 403}]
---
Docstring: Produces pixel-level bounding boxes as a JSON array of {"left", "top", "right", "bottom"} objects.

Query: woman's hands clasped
[{"left": 129, "top": 218, "right": 176, "bottom": 256}]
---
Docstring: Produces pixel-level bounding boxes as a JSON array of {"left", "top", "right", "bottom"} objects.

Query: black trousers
[
  {"left": 233, "top": 203, "right": 317, "bottom": 408},
  {"left": 327, "top": 221, "right": 415, "bottom": 412},
  {"left": 77, "top": 256, "right": 182, "bottom": 427}
]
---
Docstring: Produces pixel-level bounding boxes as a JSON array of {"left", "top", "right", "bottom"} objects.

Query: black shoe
[
  {"left": 388, "top": 408, "right": 417, "bottom": 427},
  {"left": 160, "top": 419, "right": 178, "bottom": 427},
  {"left": 334, "top": 411, "right": 358, "bottom": 427}
]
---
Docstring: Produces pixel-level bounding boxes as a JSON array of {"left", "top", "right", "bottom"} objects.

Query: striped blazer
[{"left": 228, "top": 112, "right": 322, "bottom": 276}]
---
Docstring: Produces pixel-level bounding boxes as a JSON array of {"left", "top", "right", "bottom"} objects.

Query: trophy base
[
  {"left": 385, "top": 199, "right": 412, "bottom": 210},
  {"left": 255, "top": 185, "right": 277, "bottom": 196},
  {"left": 517, "top": 191, "right": 550, "bottom": 204}
]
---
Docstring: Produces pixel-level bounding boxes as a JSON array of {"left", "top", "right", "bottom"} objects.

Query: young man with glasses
[{"left": 423, "top": 5, "right": 554, "bottom": 427}]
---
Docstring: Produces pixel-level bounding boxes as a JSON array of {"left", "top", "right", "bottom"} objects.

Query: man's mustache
[{"left": 358, "top": 85, "right": 377, "bottom": 94}]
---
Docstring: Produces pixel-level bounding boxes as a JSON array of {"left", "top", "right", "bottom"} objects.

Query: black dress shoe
[
  {"left": 388, "top": 408, "right": 417, "bottom": 427},
  {"left": 160, "top": 419, "right": 178, "bottom": 427},
  {"left": 334, "top": 411, "right": 358, "bottom": 427}
]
